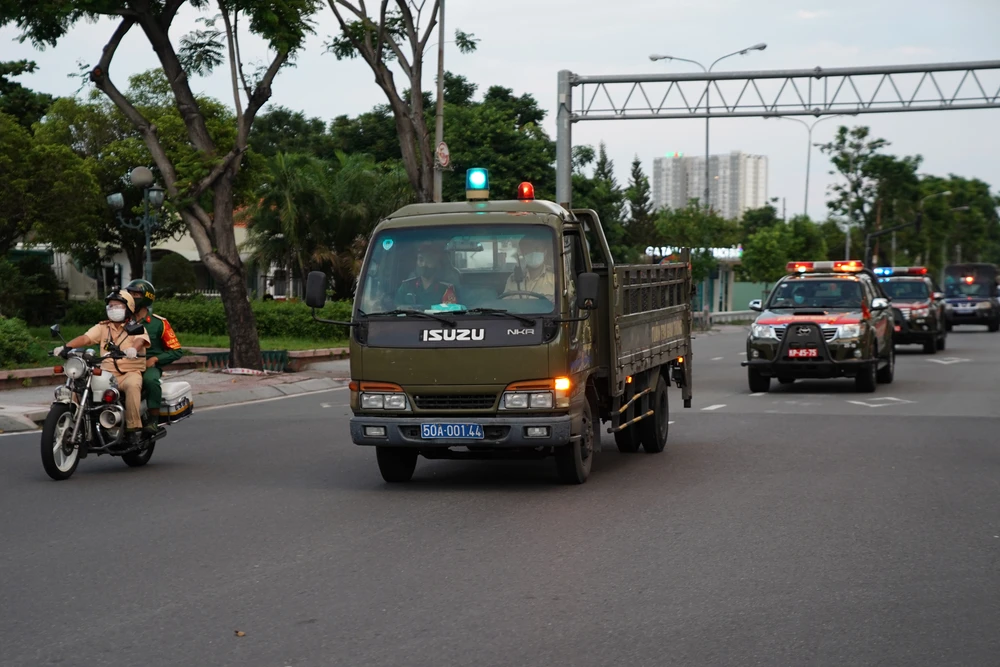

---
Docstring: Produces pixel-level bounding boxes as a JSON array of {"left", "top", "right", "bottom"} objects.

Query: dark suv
[
  {"left": 874, "top": 266, "right": 947, "bottom": 353},
  {"left": 943, "top": 263, "right": 1000, "bottom": 332},
  {"left": 742, "top": 260, "right": 895, "bottom": 393}
]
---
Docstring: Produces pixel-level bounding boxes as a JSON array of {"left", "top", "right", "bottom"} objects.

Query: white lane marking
[
  {"left": 927, "top": 357, "right": 969, "bottom": 365},
  {"left": 749, "top": 392, "right": 765, "bottom": 397},
  {"left": 702, "top": 404, "right": 726, "bottom": 411},
  {"left": 738, "top": 352, "right": 747, "bottom": 356},
  {"left": 846, "top": 396, "right": 915, "bottom": 408},
  {"left": 668, "top": 421, "right": 675, "bottom": 424},
  {"left": 320, "top": 403, "right": 333, "bottom": 408},
  {"left": 711, "top": 356, "right": 724, "bottom": 361},
  {"left": 198, "top": 386, "right": 349, "bottom": 412}
]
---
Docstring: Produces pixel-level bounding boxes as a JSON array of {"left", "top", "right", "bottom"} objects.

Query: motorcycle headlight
[
  {"left": 838, "top": 323, "right": 862, "bottom": 338},
  {"left": 751, "top": 323, "right": 777, "bottom": 339},
  {"left": 64, "top": 356, "right": 87, "bottom": 380}
]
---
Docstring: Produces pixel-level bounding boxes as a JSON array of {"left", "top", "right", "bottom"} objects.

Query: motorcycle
[{"left": 41, "top": 323, "right": 194, "bottom": 481}]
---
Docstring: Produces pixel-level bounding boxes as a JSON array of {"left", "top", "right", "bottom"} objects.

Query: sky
[{"left": 3, "top": 0, "right": 999, "bottom": 222}]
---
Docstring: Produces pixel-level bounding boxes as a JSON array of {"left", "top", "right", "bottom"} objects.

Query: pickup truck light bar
[
  {"left": 786, "top": 260, "right": 865, "bottom": 274},
  {"left": 873, "top": 266, "right": 928, "bottom": 276}
]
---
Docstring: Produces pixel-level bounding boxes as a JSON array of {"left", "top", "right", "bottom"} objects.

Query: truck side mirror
[
  {"left": 305, "top": 271, "right": 328, "bottom": 309},
  {"left": 577, "top": 272, "right": 599, "bottom": 310},
  {"left": 749, "top": 299, "right": 762, "bottom": 311}
]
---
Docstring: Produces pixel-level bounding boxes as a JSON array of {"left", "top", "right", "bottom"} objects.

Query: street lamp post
[
  {"left": 650, "top": 43, "right": 767, "bottom": 211},
  {"left": 432, "top": 0, "right": 445, "bottom": 203},
  {"left": 107, "top": 166, "right": 166, "bottom": 283},
  {"left": 764, "top": 112, "right": 854, "bottom": 217}
]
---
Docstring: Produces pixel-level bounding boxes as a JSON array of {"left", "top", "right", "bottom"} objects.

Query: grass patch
[{"left": 8, "top": 326, "right": 348, "bottom": 371}]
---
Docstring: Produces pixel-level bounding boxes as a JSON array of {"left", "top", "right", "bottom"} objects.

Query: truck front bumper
[{"left": 349, "top": 415, "right": 573, "bottom": 448}]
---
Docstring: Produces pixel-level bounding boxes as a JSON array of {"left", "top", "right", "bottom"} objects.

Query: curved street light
[{"left": 649, "top": 43, "right": 767, "bottom": 212}]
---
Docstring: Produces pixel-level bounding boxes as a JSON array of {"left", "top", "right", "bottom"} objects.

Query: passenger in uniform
[
  {"left": 54, "top": 290, "right": 151, "bottom": 443},
  {"left": 505, "top": 235, "right": 555, "bottom": 300},
  {"left": 395, "top": 243, "right": 457, "bottom": 307},
  {"left": 125, "top": 279, "right": 183, "bottom": 433}
]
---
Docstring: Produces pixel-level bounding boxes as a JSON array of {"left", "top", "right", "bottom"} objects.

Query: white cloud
[
  {"left": 895, "top": 46, "right": 936, "bottom": 56},
  {"left": 796, "top": 9, "right": 831, "bottom": 20}
]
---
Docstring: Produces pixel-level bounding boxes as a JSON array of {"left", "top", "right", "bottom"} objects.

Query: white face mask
[
  {"left": 524, "top": 252, "right": 545, "bottom": 269},
  {"left": 106, "top": 306, "right": 127, "bottom": 322}
]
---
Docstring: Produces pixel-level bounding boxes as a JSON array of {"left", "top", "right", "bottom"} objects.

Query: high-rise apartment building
[{"left": 651, "top": 151, "right": 768, "bottom": 220}]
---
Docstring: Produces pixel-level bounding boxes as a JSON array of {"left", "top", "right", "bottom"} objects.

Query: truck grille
[
  {"left": 413, "top": 394, "right": 497, "bottom": 410},
  {"left": 774, "top": 325, "right": 837, "bottom": 341}
]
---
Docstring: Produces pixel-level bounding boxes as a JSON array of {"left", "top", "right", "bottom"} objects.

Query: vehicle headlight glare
[
  {"left": 911, "top": 307, "right": 930, "bottom": 318},
  {"left": 751, "top": 323, "right": 776, "bottom": 339}
]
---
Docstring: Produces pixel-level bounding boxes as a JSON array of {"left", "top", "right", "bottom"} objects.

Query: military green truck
[{"left": 305, "top": 169, "right": 694, "bottom": 484}]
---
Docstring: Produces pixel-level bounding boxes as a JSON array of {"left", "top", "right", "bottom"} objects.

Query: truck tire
[
  {"left": 555, "top": 398, "right": 595, "bottom": 484},
  {"left": 923, "top": 338, "right": 936, "bottom": 354},
  {"left": 614, "top": 427, "right": 641, "bottom": 453},
  {"left": 989, "top": 318, "right": 1000, "bottom": 332},
  {"left": 747, "top": 368, "right": 770, "bottom": 393},
  {"left": 855, "top": 360, "right": 877, "bottom": 393},
  {"left": 639, "top": 373, "right": 669, "bottom": 454},
  {"left": 375, "top": 447, "right": 418, "bottom": 483},
  {"left": 877, "top": 344, "right": 895, "bottom": 384},
  {"left": 937, "top": 333, "right": 946, "bottom": 351}
]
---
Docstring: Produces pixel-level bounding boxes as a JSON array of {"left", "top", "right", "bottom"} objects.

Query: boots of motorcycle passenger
[{"left": 142, "top": 409, "right": 163, "bottom": 437}]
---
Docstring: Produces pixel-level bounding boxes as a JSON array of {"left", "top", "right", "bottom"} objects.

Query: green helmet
[{"left": 125, "top": 279, "right": 156, "bottom": 310}]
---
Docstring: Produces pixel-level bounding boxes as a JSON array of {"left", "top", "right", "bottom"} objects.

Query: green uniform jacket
[{"left": 143, "top": 313, "right": 184, "bottom": 368}]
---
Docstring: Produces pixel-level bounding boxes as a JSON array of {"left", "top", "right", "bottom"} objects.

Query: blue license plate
[{"left": 420, "top": 423, "right": 484, "bottom": 439}]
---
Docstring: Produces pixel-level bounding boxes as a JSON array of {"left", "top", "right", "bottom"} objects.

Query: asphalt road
[{"left": 2, "top": 325, "right": 999, "bottom": 667}]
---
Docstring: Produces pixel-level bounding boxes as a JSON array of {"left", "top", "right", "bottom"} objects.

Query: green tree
[
  {"left": 250, "top": 106, "right": 339, "bottom": 160},
  {"left": 573, "top": 142, "right": 629, "bottom": 261},
  {"left": 0, "top": 0, "right": 322, "bottom": 369},
  {"left": 153, "top": 253, "right": 197, "bottom": 298},
  {"left": 625, "top": 156, "right": 656, "bottom": 251},
  {"left": 326, "top": 1, "right": 478, "bottom": 201},
  {"left": 740, "top": 224, "right": 790, "bottom": 285},
  {"left": 741, "top": 203, "right": 782, "bottom": 237},
  {"left": 819, "top": 125, "right": 922, "bottom": 252},
  {"left": 654, "top": 202, "right": 741, "bottom": 282},
  {"left": 0, "top": 60, "right": 55, "bottom": 128},
  {"left": 0, "top": 112, "right": 102, "bottom": 257}
]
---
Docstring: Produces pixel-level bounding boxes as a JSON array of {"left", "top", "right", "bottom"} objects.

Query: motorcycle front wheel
[{"left": 40, "top": 404, "right": 80, "bottom": 481}]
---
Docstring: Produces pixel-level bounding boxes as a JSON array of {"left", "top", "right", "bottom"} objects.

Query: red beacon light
[
  {"left": 517, "top": 181, "right": 535, "bottom": 201},
  {"left": 786, "top": 260, "right": 865, "bottom": 274}
]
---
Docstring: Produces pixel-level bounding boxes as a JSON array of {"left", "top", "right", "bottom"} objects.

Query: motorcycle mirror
[{"left": 50, "top": 324, "right": 61, "bottom": 338}]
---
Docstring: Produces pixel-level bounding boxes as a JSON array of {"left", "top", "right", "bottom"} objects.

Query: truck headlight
[
  {"left": 503, "top": 393, "right": 529, "bottom": 409},
  {"left": 751, "top": 323, "right": 777, "bottom": 339},
  {"left": 910, "top": 307, "right": 930, "bottom": 318},
  {"left": 529, "top": 392, "right": 553, "bottom": 409},
  {"left": 838, "top": 323, "right": 862, "bottom": 338},
  {"left": 360, "top": 393, "right": 409, "bottom": 410}
]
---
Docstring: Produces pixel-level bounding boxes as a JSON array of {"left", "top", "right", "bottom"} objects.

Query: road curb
[{"left": 0, "top": 377, "right": 348, "bottom": 434}]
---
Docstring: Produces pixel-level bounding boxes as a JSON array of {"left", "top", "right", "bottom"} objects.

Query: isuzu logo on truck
[{"left": 420, "top": 328, "right": 485, "bottom": 342}]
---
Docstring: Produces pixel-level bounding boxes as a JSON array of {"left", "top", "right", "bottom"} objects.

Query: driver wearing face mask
[
  {"left": 54, "top": 289, "right": 151, "bottom": 441},
  {"left": 505, "top": 236, "right": 555, "bottom": 300}
]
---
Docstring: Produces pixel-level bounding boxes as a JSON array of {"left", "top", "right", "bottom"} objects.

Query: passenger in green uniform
[{"left": 125, "top": 279, "right": 183, "bottom": 435}]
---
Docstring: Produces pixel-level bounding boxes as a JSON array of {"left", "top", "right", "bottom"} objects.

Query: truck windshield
[
  {"left": 358, "top": 224, "right": 559, "bottom": 315},
  {"left": 768, "top": 279, "right": 864, "bottom": 309},
  {"left": 881, "top": 281, "right": 929, "bottom": 300}
]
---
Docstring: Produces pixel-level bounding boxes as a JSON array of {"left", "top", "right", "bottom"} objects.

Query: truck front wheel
[
  {"left": 375, "top": 447, "right": 418, "bottom": 483},
  {"left": 639, "top": 373, "right": 669, "bottom": 454},
  {"left": 555, "top": 399, "right": 595, "bottom": 484}
]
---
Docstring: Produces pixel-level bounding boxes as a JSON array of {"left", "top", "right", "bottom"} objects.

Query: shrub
[
  {"left": 153, "top": 253, "right": 197, "bottom": 298},
  {"left": 6, "top": 256, "right": 66, "bottom": 326},
  {"left": 0, "top": 317, "right": 36, "bottom": 366},
  {"left": 61, "top": 296, "right": 354, "bottom": 340},
  {"left": 0, "top": 260, "right": 25, "bottom": 320}
]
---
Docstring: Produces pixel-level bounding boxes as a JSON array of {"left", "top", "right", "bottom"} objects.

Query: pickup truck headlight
[
  {"left": 838, "top": 323, "right": 862, "bottom": 338},
  {"left": 751, "top": 323, "right": 777, "bottom": 339},
  {"left": 977, "top": 301, "right": 993, "bottom": 310},
  {"left": 910, "top": 306, "right": 930, "bottom": 318}
]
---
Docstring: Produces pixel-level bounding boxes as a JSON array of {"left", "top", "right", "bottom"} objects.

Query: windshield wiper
[
  {"left": 362, "top": 308, "right": 456, "bottom": 326},
  {"left": 458, "top": 307, "right": 537, "bottom": 326}
]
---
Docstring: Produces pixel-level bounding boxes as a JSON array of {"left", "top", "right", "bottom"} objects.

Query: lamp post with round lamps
[{"left": 107, "top": 166, "right": 165, "bottom": 283}]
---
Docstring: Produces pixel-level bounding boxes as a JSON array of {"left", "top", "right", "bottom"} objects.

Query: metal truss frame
[{"left": 555, "top": 60, "right": 1000, "bottom": 207}]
